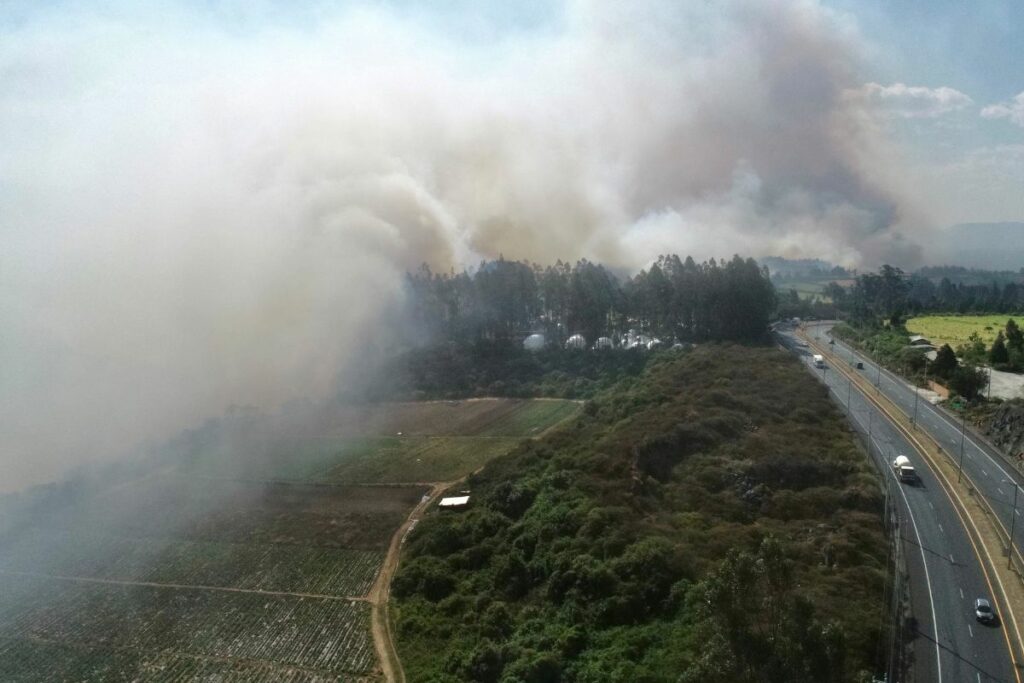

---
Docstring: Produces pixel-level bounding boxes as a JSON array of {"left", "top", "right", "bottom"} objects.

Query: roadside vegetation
[{"left": 393, "top": 345, "right": 888, "bottom": 683}]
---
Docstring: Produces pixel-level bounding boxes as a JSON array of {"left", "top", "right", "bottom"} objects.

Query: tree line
[
  {"left": 405, "top": 254, "right": 776, "bottom": 346},
  {"left": 827, "top": 266, "right": 1024, "bottom": 323}
]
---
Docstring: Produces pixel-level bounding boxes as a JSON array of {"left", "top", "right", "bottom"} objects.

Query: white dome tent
[
  {"left": 593, "top": 336, "right": 613, "bottom": 350},
  {"left": 565, "top": 334, "right": 587, "bottom": 350},
  {"left": 523, "top": 333, "right": 546, "bottom": 352}
]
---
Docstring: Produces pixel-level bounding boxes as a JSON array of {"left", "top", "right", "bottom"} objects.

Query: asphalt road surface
[
  {"left": 808, "top": 321, "right": 1024, "bottom": 562},
  {"left": 778, "top": 326, "right": 1018, "bottom": 683}
]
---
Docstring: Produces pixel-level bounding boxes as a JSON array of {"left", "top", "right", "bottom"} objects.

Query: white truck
[
  {"left": 812, "top": 354, "right": 825, "bottom": 369},
  {"left": 892, "top": 455, "right": 916, "bottom": 483}
]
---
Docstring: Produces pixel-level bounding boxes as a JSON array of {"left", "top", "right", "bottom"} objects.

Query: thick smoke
[{"left": 0, "top": 0, "right": 924, "bottom": 492}]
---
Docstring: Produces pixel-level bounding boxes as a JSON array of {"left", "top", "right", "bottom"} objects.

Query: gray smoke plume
[{"left": 0, "top": 0, "right": 924, "bottom": 492}]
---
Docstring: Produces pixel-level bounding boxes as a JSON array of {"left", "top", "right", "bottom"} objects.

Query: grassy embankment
[{"left": 393, "top": 345, "right": 888, "bottom": 683}]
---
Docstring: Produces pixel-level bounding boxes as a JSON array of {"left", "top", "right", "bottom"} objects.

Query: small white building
[
  {"left": 439, "top": 495, "right": 470, "bottom": 510},
  {"left": 908, "top": 335, "right": 933, "bottom": 347},
  {"left": 523, "top": 333, "right": 546, "bottom": 352}
]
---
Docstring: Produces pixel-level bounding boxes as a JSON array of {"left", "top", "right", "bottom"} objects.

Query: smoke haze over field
[{"left": 1, "top": 0, "right": 928, "bottom": 492}]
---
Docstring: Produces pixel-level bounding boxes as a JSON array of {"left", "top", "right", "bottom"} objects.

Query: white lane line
[
  {"left": 960, "top": 587, "right": 964, "bottom": 599},
  {"left": 969, "top": 624, "right": 974, "bottom": 638},
  {"left": 929, "top": 501, "right": 935, "bottom": 510},
  {"left": 983, "top": 469, "right": 989, "bottom": 477},
  {"left": 950, "top": 553, "right": 956, "bottom": 564},
  {"left": 939, "top": 524, "right": 945, "bottom": 533},
  {"left": 1017, "top": 510, "right": 1021, "bottom": 517},
  {"left": 999, "top": 488, "right": 1006, "bottom": 496}
]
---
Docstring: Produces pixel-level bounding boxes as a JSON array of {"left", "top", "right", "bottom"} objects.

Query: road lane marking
[
  {"left": 999, "top": 488, "right": 1006, "bottom": 496},
  {"left": 970, "top": 624, "right": 975, "bottom": 638},
  {"left": 960, "top": 587, "right": 965, "bottom": 599},
  {"left": 950, "top": 554, "right": 956, "bottom": 564},
  {"left": 983, "top": 469, "right": 989, "bottom": 477},
  {"left": 939, "top": 524, "right": 945, "bottom": 533}
]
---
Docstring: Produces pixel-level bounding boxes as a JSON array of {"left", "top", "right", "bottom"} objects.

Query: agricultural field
[
  {"left": 172, "top": 398, "right": 579, "bottom": 484},
  {"left": 0, "top": 575, "right": 376, "bottom": 679},
  {"left": 321, "top": 436, "right": 520, "bottom": 484},
  {"left": 0, "top": 531, "right": 383, "bottom": 596},
  {"left": 0, "top": 398, "right": 579, "bottom": 680},
  {"left": 317, "top": 398, "right": 579, "bottom": 439},
  {"left": 906, "top": 314, "right": 1013, "bottom": 349}
]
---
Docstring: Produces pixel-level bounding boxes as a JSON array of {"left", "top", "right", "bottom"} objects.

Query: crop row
[
  {"left": 0, "top": 531, "right": 383, "bottom": 596},
  {"left": 0, "top": 576, "right": 377, "bottom": 675},
  {"left": 0, "top": 637, "right": 379, "bottom": 682}
]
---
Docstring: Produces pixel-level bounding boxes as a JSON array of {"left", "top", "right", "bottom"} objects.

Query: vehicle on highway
[
  {"left": 812, "top": 354, "right": 824, "bottom": 368},
  {"left": 975, "top": 598, "right": 997, "bottom": 625},
  {"left": 856, "top": 361, "right": 864, "bottom": 369},
  {"left": 892, "top": 455, "right": 916, "bottom": 483}
]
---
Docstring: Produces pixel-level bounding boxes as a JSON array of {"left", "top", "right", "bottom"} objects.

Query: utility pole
[
  {"left": 958, "top": 405, "right": 967, "bottom": 483},
  {"left": 912, "top": 383, "right": 919, "bottom": 429},
  {"left": 1009, "top": 483, "right": 1019, "bottom": 569},
  {"left": 847, "top": 375, "right": 852, "bottom": 414}
]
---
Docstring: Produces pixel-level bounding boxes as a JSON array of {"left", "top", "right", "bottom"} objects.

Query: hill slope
[{"left": 393, "top": 345, "right": 888, "bottom": 683}]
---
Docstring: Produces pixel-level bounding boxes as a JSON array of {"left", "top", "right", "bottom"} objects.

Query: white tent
[
  {"left": 565, "top": 334, "right": 587, "bottom": 350},
  {"left": 523, "top": 333, "right": 546, "bottom": 352}
]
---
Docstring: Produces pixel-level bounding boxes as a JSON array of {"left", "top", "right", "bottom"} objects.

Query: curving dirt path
[{"left": 369, "top": 481, "right": 458, "bottom": 683}]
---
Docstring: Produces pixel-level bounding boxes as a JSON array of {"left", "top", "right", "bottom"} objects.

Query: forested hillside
[
  {"left": 393, "top": 345, "right": 887, "bottom": 683},
  {"left": 406, "top": 255, "right": 775, "bottom": 345}
]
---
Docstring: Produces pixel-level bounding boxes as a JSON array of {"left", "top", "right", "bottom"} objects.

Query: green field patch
[
  {"left": 321, "top": 436, "right": 521, "bottom": 483},
  {"left": 0, "top": 531, "right": 383, "bottom": 597},
  {"left": 906, "top": 314, "right": 1012, "bottom": 349},
  {"left": 0, "top": 575, "right": 376, "bottom": 676},
  {"left": 474, "top": 399, "right": 580, "bottom": 437}
]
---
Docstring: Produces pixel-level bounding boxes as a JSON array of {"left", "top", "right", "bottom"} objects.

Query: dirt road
[{"left": 368, "top": 481, "right": 457, "bottom": 683}]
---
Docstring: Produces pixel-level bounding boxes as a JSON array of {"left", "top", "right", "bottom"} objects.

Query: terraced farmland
[{"left": 0, "top": 398, "right": 580, "bottom": 681}]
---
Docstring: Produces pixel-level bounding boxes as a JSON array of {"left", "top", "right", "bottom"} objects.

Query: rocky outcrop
[{"left": 981, "top": 400, "right": 1024, "bottom": 459}]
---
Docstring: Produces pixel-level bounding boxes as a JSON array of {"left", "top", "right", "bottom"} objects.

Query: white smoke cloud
[{"left": 0, "top": 0, "right": 926, "bottom": 492}]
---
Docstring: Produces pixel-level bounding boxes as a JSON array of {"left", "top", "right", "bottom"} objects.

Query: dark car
[
  {"left": 856, "top": 361, "right": 864, "bottom": 370},
  {"left": 975, "top": 598, "right": 997, "bottom": 625}
]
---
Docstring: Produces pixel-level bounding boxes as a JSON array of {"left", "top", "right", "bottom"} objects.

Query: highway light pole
[
  {"left": 957, "top": 406, "right": 967, "bottom": 483},
  {"left": 1009, "top": 483, "right": 1019, "bottom": 569},
  {"left": 912, "top": 384, "right": 919, "bottom": 429}
]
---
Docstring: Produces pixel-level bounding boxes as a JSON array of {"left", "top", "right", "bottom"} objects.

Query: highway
[
  {"left": 777, "top": 326, "right": 1019, "bottom": 683},
  {"left": 808, "top": 321, "right": 1024, "bottom": 562}
]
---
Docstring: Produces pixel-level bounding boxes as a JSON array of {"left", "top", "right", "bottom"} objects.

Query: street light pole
[
  {"left": 1009, "top": 483, "right": 1019, "bottom": 569},
  {"left": 912, "top": 383, "right": 919, "bottom": 429},
  {"left": 958, "top": 406, "right": 967, "bottom": 483}
]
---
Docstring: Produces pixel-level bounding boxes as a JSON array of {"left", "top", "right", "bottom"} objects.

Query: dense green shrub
[{"left": 393, "top": 345, "right": 887, "bottom": 682}]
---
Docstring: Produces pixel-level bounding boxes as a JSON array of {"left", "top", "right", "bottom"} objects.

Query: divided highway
[
  {"left": 810, "top": 322, "right": 1024, "bottom": 564},
  {"left": 777, "top": 326, "right": 1019, "bottom": 683}
]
